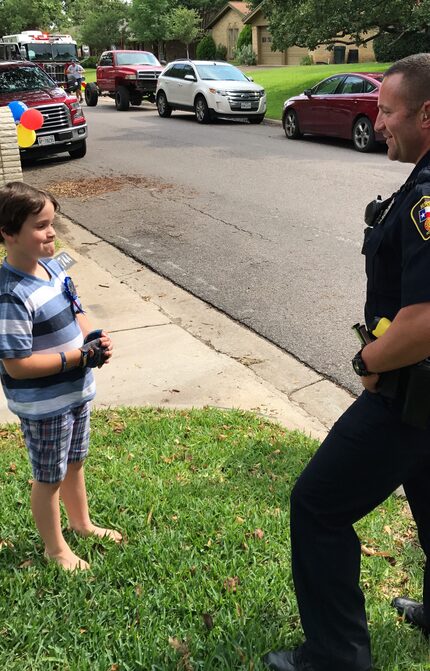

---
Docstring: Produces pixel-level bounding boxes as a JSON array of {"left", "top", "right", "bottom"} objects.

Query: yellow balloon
[{"left": 16, "top": 124, "right": 36, "bottom": 148}]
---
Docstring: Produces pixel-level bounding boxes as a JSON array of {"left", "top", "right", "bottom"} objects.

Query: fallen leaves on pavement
[{"left": 47, "top": 175, "right": 174, "bottom": 201}]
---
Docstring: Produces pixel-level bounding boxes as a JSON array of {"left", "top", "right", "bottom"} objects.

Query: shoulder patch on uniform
[{"left": 411, "top": 196, "right": 430, "bottom": 240}]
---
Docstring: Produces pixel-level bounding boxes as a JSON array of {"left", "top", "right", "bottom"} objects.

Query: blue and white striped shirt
[{"left": 0, "top": 258, "right": 95, "bottom": 419}]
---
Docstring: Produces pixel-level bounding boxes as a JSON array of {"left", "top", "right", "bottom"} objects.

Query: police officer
[{"left": 264, "top": 53, "right": 430, "bottom": 671}]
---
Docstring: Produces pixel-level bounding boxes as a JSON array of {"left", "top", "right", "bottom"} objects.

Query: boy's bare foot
[
  {"left": 44, "top": 548, "right": 89, "bottom": 571},
  {"left": 71, "top": 524, "right": 123, "bottom": 543}
]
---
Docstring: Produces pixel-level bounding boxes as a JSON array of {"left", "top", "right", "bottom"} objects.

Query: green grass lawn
[
  {"left": 245, "top": 63, "right": 390, "bottom": 120},
  {"left": 84, "top": 68, "right": 96, "bottom": 84},
  {"left": 0, "top": 407, "right": 428, "bottom": 670}
]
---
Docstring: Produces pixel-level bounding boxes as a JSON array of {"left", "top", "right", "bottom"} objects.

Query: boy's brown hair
[{"left": 0, "top": 181, "right": 59, "bottom": 241}]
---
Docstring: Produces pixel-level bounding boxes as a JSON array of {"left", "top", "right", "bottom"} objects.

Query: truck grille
[
  {"left": 226, "top": 90, "right": 262, "bottom": 111},
  {"left": 34, "top": 104, "right": 70, "bottom": 133},
  {"left": 136, "top": 70, "right": 161, "bottom": 80},
  {"left": 42, "top": 64, "right": 67, "bottom": 85}
]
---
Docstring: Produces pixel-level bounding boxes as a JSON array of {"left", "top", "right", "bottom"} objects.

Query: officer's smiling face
[{"left": 375, "top": 73, "right": 430, "bottom": 164}]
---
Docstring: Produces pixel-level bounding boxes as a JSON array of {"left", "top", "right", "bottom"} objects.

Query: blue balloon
[{"left": 8, "top": 100, "right": 28, "bottom": 122}]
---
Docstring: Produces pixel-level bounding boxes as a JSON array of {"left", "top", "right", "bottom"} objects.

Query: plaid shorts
[{"left": 20, "top": 403, "right": 91, "bottom": 484}]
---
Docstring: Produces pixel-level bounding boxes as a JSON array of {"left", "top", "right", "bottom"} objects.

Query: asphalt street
[{"left": 23, "top": 102, "right": 411, "bottom": 394}]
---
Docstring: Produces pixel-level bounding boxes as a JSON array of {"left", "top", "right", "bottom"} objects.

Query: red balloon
[{"left": 20, "top": 108, "right": 44, "bottom": 131}]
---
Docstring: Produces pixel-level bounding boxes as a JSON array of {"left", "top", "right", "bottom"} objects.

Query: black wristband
[
  {"left": 80, "top": 349, "right": 88, "bottom": 368},
  {"left": 352, "top": 349, "right": 373, "bottom": 377},
  {"left": 60, "top": 351, "right": 67, "bottom": 373}
]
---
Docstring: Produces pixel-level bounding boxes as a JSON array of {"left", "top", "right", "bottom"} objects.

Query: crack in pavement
[{"left": 162, "top": 197, "right": 273, "bottom": 242}]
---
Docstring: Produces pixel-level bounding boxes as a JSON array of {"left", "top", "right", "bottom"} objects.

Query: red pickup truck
[
  {"left": 0, "top": 60, "right": 87, "bottom": 158},
  {"left": 85, "top": 50, "right": 164, "bottom": 111}
]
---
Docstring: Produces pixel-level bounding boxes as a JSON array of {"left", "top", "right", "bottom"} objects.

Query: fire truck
[{"left": 1, "top": 30, "right": 78, "bottom": 85}]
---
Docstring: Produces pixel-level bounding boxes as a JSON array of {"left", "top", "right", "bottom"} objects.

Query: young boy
[{"left": 0, "top": 181, "right": 121, "bottom": 571}]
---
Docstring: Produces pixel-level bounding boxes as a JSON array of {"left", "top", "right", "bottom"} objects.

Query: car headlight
[
  {"left": 209, "top": 88, "right": 228, "bottom": 96},
  {"left": 70, "top": 102, "right": 82, "bottom": 111},
  {"left": 125, "top": 74, "right": 137, "bottom": 80}
]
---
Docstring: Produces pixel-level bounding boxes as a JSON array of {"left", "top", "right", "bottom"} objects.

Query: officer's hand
[{"left": 361, "top": 373, "right": 380, "bottom": 393}]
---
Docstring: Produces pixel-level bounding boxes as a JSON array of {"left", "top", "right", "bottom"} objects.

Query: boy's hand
[
  {"left": 79, "top": 339, "right": 106, "bottom": 368},
  {"left": 82, "top": 329, "right": 113, "bottom": 367},
  {"left": 100, "top": 330, "right": 113, "bottom": 365}
]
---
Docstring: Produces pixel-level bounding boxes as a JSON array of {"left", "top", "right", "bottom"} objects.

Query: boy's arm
[
  {"left": 2, "top": 350, "right": 82, "bottom": 379},
  {"left": 76, "top": 311, "right": 92, "bottom": 339}
]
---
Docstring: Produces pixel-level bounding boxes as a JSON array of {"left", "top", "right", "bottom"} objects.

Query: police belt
[{"left": 377, "top": 362, "right": 430, "bottom": 429}]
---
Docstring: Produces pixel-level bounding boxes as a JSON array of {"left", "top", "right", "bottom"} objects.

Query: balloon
[
  {"left": 20, "top": 108, "right": 44, "bottom": 131},
  {"left": 8, "top": 100, "right": 28, "bottom": 122},
  {"left": 16, "top": 124, "right": 36, "bottom": 148}
]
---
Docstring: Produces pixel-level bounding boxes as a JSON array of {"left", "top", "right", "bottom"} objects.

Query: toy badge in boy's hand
[{"left": 80, "top": 329, "right": 110, "bottom": 368}]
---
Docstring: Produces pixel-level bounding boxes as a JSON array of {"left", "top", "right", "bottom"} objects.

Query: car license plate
[
  {"left": 38, "top": 135, "right": 55, "bottom": 146},
  {"left": 240, "top": 102, "right": 252, "bottom": 109}
]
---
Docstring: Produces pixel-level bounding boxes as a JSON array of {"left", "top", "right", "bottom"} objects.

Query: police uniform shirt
[{"left": 364, "top": 149, "right": 430, "bottom": 327}]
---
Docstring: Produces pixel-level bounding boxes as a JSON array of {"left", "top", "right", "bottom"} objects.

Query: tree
[
  {"left": 130, "top": 0, "right": 172, "bottom": 57},
  {"left": 0, "top": 0, "right": 63, "bottom": 34},
  {"left": 259, "top": 0, "right": 423, "bottom": 52},
  {"left": 80, "top": 0, "right": 129, "bottom": 52},
  {"left": 167, "top": 7, "right": 201, "bottom": 57}
]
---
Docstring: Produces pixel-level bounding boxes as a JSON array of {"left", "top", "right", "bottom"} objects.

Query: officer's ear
[{"left": 422, "top": 102, "right": 430, "bottom": 127}]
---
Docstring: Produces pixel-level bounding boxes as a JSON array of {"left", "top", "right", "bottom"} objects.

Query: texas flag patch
[
  {"left": 411, "top": 196, "right": 430, "bottom": 240},
  {"left": 420, "top": 206, "right": 430, "bottom": 224}
]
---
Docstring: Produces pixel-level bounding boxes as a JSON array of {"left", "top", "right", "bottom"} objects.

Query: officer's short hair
[
  {"left": 384, "top": 53, "right": 430, "bottom": 112},
  {"left": 0, "top": 181, "right": 59, "bottom": 241}
]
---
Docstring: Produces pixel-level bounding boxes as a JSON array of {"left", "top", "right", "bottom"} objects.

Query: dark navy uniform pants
[{"left": 291, "top": 390, "right": 430, "bottom": 671}]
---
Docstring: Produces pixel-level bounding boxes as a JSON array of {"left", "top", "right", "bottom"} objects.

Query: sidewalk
[{"left": 0, "top": 214, "right": 355, "bottom": 440}]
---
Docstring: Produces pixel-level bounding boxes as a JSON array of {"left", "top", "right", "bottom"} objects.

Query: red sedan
[{"left": 282, "top": 72, "right": 385, "bottom": 152}]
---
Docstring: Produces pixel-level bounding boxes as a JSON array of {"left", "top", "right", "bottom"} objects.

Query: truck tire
[
  {"left": 85, "top": 83, "right": 98, "bottom": 107},
  {"left": 68, "top": 140, "right": 87, "bottom": 160},
  {"left": 131, "top": 93, "right": 143, "bottom": 106},
  {"left": 115, "top": 86, "right": 130, "bottom": 111}
]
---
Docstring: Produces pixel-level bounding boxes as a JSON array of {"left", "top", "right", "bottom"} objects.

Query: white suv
[{"left": 156, "top": 60, "right": 266, "bottom": 124}]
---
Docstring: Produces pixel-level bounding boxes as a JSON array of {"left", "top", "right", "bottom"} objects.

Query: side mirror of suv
[
  {"left": 246, "top": 75, "right": 254, "bottom": 82},
  {"left": 184, "top": 74, "right": 196, "bottom": 82},
  {"left": 304, "top": 89, "right": 312, "bottom": 97}
]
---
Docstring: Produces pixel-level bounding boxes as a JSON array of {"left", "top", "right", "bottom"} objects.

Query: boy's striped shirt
[{"left": 0, "top": 257, "right": 95, "bottom": 419}]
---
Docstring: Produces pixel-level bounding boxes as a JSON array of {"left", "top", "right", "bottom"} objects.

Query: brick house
[
  {"left": 206, "top": 2, "right": 251, "bottom": 60},
  {"left": 207, "top": 1, "right": 376, "bottom": 66},
  {"left": 244, "top": 3, "right": 375, "bottom": 65}
]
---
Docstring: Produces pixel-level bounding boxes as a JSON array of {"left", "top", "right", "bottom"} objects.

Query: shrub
[
  {"left": 374, "top": 32, "right": 430, "bottom": 62},
  {"left": 236, "top": 24, "right": 252, "bottom": 52},
  {"left": 300, "top": 54, "right": 314, "bottom": 66},
  {"left": 215, "top": 43, "right": 227, "bottom": 60},
  {"left": 235, "top": 44, "right": 257, "bottom": 66},
  {"left": 80, "top": 56, "right": 98, "bottom": 68},
  {"left": 196, "top": 34, "right": 216, "bottom": 60}
]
